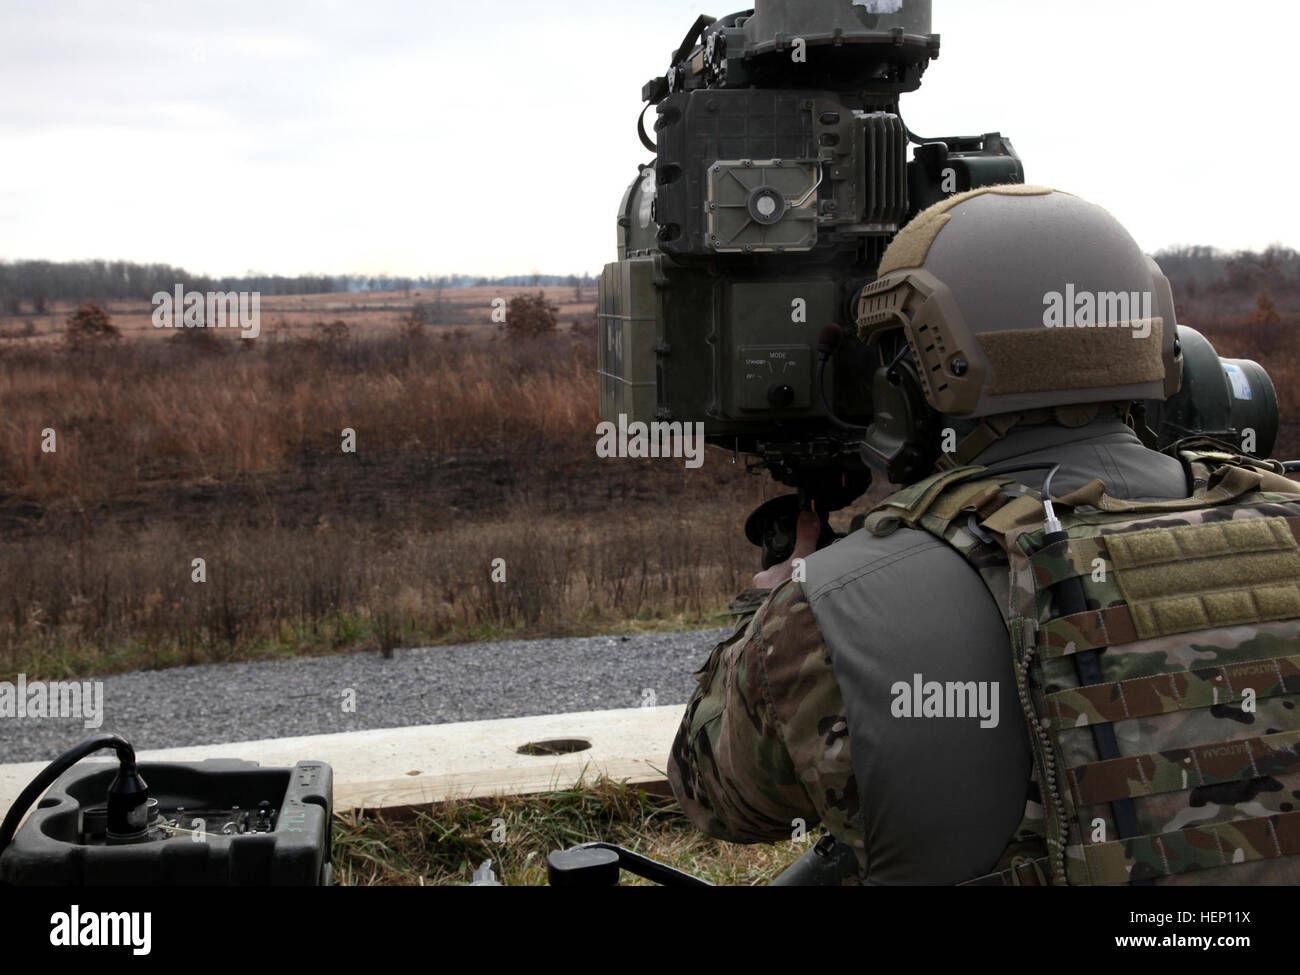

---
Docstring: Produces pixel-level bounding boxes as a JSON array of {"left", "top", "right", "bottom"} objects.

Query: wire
[
  {"left": 158, "top": 824, "right": 220, "bottom": 840},
  {"left": 0, "top": 735, "right": 136, "bottom": 856},
  {"left": 896, "top": 109, "right": 982, "bottom": 147},
  {"left": 1040, "top": 463, "right": 1062, "bottom": 502},
  {"left": 946, "top": 462, "right": 1058, "bottom": 490},
  {"left": 816, "top": 356, "right": 867, "bottom": 432},
  {"left": 671, "top": 14, "right": 716, "bottom": 67},
  {"left": 637, "top": 103, "right": 657, "bottom": 153}
]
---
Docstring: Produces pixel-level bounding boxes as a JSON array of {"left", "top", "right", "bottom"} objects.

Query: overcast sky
[{"left": 1, "top": 0, "right": 1296, "bottom": 277}]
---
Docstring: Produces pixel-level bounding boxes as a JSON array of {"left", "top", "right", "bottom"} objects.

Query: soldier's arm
[{"left": 667, "top": 579, "right": 860, "bottom": 849}]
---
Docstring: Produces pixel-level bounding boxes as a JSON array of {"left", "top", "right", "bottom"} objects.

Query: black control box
[{"left": 0, "top": 758, "right": 332, "bottom": 885}]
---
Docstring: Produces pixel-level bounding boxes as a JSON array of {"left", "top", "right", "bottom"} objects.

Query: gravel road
[{"left": 0, "top": 628, "right": 730, "bottom": 764}]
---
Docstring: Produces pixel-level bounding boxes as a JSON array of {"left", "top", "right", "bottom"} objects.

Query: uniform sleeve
[{"left": 667, "top": 579, "right": 862, "bottom": 852}]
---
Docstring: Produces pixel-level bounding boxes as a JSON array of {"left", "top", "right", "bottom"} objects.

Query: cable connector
[
  {"left": 1042, "top": 497, "right": 1062, "bottom": 536},
  {"left": 106, "top": 760, "right": 151, "bottom": 842}
]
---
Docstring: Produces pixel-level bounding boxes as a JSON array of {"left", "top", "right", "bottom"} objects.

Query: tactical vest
[{"left": 863, "top": 445, "right": 1300, "bottom": 885}]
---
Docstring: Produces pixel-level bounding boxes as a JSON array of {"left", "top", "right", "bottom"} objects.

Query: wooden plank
[{"left": 0, "top": 705, "right": 684, "bottom": 818}]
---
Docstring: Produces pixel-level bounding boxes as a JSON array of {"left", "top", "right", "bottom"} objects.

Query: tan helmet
[{"left": 856, "top": 185, "right": 1181, "bottom": 421}]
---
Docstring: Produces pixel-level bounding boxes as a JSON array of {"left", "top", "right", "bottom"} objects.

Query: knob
[{"left": 767, "top": 383, "right": 795, "bottom": 407}]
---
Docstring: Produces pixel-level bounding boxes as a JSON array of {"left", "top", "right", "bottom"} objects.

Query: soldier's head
[{"left": 855, "top": 185, "right": 1181, "bottom": 482}]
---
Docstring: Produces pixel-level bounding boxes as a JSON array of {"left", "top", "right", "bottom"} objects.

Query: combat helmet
[{"left": 855, "top": 186, "right": 1182, "bottom": 480}]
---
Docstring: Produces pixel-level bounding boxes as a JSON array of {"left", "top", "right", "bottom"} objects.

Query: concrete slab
[{"left": 0, "top": 705, "right": 685, "bottom": 817}]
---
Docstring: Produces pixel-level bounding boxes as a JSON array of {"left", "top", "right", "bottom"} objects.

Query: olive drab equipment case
[{"left": 863, "top": 445, "right": 1300, "bottom": 884}]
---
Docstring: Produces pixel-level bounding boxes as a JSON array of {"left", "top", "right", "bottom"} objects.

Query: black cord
[
  {"left": 1035, "top": 468, "right": 1147, "bottom": 871},
  {"left": 817, "top": 356, "right": 868, "bottom": 432},
  {"left": 572, "top": 842, "right": 714, "bottom": 887},
  {"left": 0, "top": 735, "right": 136, "bottom": 856},
  {"left": 637, "top": 103, "right": 657, "bottom": 153},
  {"left": 670, "top": 14, "right": 716, "bottom": 67},
  {"left": 896, "top": 109, "right": 981, "bottom": 147}
]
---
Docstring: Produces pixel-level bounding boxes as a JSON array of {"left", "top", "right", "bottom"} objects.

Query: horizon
[{"left": 1, "top": 242, "right": 1297, "bottom": 286}]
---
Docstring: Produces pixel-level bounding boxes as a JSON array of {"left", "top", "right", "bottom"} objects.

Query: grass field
[
  {"left": 0, "top": 283, "right": 1294, "bottom": 681},
  {"left": 0, "top": 290, "right": 775, "bottom": 681},
  {"left": 0, "top": 285, "right": 596, "bottom": 343}
]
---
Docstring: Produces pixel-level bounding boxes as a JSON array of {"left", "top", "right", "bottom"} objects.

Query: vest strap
[
  {"left": 1027, "top": 536, "right": 1109, "bottom": 587},
  {"left": 1083, "top": 809, "right": 1300, "bottom": 884},
  {"left": 933, "top": 413, "right": 1025, "bottom": 471},
  {"left": 960, "top": 856, "right": 1052, "bottom": 886},
  {"left": 1052, "top": 465, "right": 1265, "bottom": 513},
  {"left": 980, "top": 493, "right": 1044, "bottom": 535},
  {"left": 1048, "top": 652, "right": 1300, "bottom": 731},
  {"left": 863, "top": 465, "right": 993, "bottom": 535},
  {"left": 1038, "top": 606, "right": 1139, "bottom": 657},
  {"left": 1070, "top": 728, "right": 1300, "bottom": 807}
]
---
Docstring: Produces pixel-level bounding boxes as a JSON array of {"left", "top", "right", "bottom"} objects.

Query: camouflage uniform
[
  {"left": 668, "top": 184, "right": 1300, "bottom": 883},
  {"left": 667, "top": 577, "right": 861, "bottom": 854},
  {"left": 669, "top": 417, "right": 1214, "bottom": 883}
]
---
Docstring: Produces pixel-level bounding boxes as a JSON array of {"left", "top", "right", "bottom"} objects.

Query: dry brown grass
[
  {"left": 0, "top": 286, "right": 589, "bottom": 344},
  {"left": 0, "top": 326, "right": 598, "bottom": 502},
  {"left": 331, "top": 778, "right": 805, "bottom": 886},
  {"left": 0, "top": 285, "right": 1291, "bottom": 681},
  {"left": 0, "top": 308, "right": 772, "bottom": 680},
  {"left": 0, "top": 493, "right": 760, "bottom": 679}
]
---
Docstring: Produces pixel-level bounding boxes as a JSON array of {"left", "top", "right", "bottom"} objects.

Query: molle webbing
[
  {"left": 1037, "top": 607, "right": 1137, "bottom": 657},
  {"left": 1046, "top": 654, "right": 1300, "bottom": 731},
  {"left": 980, "top": 318, "right": 1165, "bottom": 396},
  {"left": 1083, "top": 810, "right": 1300, "bottom": 885},
  {"left": 971, "top": 810, "right": 1300, "bottom": 885},
  {"left": 1070, "top": 729, "right": 1300, "bottom": 806},
  {"left": 979, "top": 467, "right": 1279, "bottom": 539},
  {"left": 1028, "top": 536, "right": 1108, "bottom": 587},
  {"left": 863, "top": 464, "right": 1012, "bottom": 536},
  {"left": 869, "top": 452, "right": 1300, "bottom": 885}
]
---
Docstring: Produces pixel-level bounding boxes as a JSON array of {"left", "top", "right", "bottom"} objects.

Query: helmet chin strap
[
  {"left": 932, "top": 413, "right": 1025, "bottom": 471},
  {"left": 931, "top": 403, "right": 1130, "bottom": 473}
]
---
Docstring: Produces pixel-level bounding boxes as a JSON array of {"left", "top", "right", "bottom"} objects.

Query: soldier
[{"left": 668, "top": 186, "right": 1300, "bottom": 885}]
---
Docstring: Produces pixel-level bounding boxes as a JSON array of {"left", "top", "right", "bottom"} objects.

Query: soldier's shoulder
[{"left": 801, "top": 525, "right": 971, "bottom": 602}]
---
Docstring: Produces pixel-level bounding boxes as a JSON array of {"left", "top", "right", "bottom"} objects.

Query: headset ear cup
[{"left": 864, "top": 358, "right": 940, "bottom": 483}]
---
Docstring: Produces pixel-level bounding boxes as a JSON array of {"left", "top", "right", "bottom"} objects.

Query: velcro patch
[
  {"left": 980, "top": 319, "right": 1165, "bottom": 396},
  {"left": 1109, "top": 518, "right": 1300, "bottom": 639}
]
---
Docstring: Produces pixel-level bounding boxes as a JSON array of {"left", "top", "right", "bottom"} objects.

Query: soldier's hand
[{"left": 752, "top": 509, "right": 820, "bottom": 589}]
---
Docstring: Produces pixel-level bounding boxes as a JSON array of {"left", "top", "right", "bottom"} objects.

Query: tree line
[
  {"left": 6, "top": 246, "right": 1295, "bottom": 316},
  {"left": 0, "top": 260, "right": 598, "bottom": 314},
  {"left": 1153, "top": 245, "right": 1300, "bottom": 298}
]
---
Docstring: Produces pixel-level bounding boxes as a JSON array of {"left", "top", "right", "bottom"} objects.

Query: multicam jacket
[
  {"left": 667, "top": 579, "right": 862, "bottom": 858},
  {"left": 668, "top": 421, "right": 1300, "bottom": 884}
]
